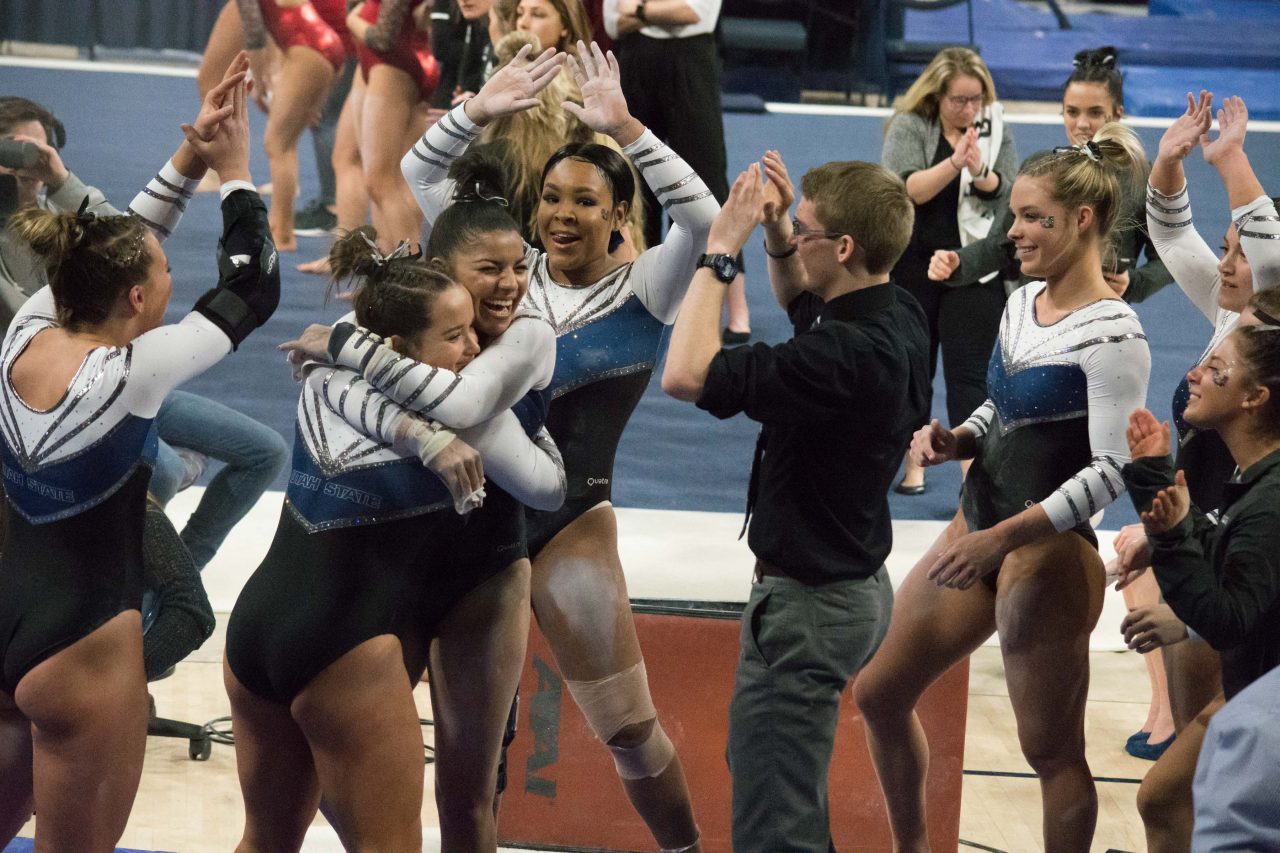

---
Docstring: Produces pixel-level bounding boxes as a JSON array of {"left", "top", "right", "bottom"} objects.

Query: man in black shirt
[{"left": 663, "top": 154, "right": 929, "bottom": 851}]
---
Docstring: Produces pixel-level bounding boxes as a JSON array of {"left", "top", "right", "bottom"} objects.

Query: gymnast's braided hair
[{"left": 328, "top": 225, "right": 456, "bottom": 340}]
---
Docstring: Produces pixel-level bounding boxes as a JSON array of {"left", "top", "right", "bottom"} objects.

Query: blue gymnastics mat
[
  {"left": 4, "top": 841, "right": 170, "bottom": 853},
  {"left": 1149, "top": 0, "right": 1280, "bottom": 20},
  {"left": 5, "top": 61, "right": 1279, "bottom": 527}
]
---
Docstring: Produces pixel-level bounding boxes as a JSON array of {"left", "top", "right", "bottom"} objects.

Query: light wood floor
[
  {"left": 14, "top": 499, "right": 1157, "bottom": 852},
  {"left": 17, "top": 633, "right": 1154, "bottom": 853}
]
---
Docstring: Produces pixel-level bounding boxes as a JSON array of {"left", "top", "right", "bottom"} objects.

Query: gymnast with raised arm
[
  {"left": 0, "top": 64, "right": 278, "bottom": 851},
  {"left": 312, "top": 40, "right": 714, "bottom": 850}
]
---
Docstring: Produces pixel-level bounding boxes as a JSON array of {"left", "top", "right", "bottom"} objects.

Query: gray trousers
[{"left": 728, "top": 566, "right": 893, "bottom": 852}]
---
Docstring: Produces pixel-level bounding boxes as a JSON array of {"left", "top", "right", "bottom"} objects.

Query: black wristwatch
[
  {"left": 635, "top": 0, "right": 647, "bottom": 22},
  {"left": 697, "top": 252, "right": 739, "bottom": 283}
]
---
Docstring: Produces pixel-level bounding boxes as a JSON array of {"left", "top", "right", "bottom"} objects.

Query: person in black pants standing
[
  {"left": 604, "top": 0, "right": 750, "bottom": 341},
  {"left": 662, "top": 153, "right": 929, "bottom": 852}
]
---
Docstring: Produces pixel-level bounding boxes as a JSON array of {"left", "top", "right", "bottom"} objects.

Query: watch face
[{"left": 700, "top": 253, "right": 737, "bottom": 282}]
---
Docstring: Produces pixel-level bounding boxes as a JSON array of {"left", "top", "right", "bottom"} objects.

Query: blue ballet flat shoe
[
  {"left": 1126, "top": 730, "right": 1151, "bottom": 748},
  {"left": 1127, "top": 731, "right": 1174, "bottom": 761}
]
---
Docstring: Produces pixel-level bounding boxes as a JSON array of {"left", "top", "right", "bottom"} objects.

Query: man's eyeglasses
[
  {"left": 791, "top": 218, "right": 844, "bottom": 242},
  {"left": 944, "top": 94, "right": 985, "bottom": 108}
]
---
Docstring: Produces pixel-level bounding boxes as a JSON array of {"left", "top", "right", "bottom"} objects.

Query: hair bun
[
  {"left": 450, "top": 144, "right": 511, "bottom": 206},
  {"left": 1073, "top": 46, "right": 1118, "bottom": 69}
]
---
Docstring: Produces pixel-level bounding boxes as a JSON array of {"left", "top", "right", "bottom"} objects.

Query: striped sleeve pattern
[
  {"left": 126, "top": 160, "right": 198, "bottom": 243},
  {"left": 1234, "top": 195, "right": 1280, "bottom": 293},
  {"left": 1146, "top": 181, "right": 1223, "bottom": 324},
  {"left": 400, "top": 103, "right": 480, "bottom": 226},
  {"left": 960, "top": 400, "right": 996, "bottom": 439}
]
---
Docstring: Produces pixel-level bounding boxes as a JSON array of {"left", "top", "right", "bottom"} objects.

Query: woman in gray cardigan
[{"left": 881, "top": 47, "right": 1017, "bottom": 494}]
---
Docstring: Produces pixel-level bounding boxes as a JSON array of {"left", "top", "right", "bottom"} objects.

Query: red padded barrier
[{"left": 498, "top": 605, "right": 967, "bottom": 852}]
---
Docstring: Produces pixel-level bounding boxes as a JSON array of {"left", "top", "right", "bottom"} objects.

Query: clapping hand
[
  {"left": 760, "top": 150, "right": 794, "bottom": 226},
  {"left": 1200, "top": 95, "right": 1249, "bottom": 167},
  {"left": 951, "top": 127, "right": 981, "bottom": 176},
  {"left": 1141, "top": 469, "right": 1190, "bottom": 537},
  {"left": 1126, "top": 408, "right": 1172, "bottom": 461},
  {"left": 962, "top": 127, "right": 983, "bottom": 176},
  {"left": 464, "top": 43, "right": 565, "bottom": 125},
  {"left": 1157, "top": 90, "right": 1213, "bottom": 163},
  {"left": 707, "top": 164, "right": 766, "bottom": 256},
  {"left": 562, "top": 41, "right": 641, "bottom": 142}
]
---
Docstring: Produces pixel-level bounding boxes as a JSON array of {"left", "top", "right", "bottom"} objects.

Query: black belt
[{"left": 753, "top": 560, "right": 790, "bottom": 582}]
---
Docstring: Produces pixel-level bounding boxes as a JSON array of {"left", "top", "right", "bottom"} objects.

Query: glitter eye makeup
[
  {"left": 1039, "top": 216, "right": 1055, "bottom": 229},
  {"left": 1211, "top": 368, "right": 1230, "bottom": 387}
]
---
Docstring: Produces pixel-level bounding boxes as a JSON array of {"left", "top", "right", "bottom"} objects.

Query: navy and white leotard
[
  {"left": 225, "top": 327, "right": 565, "bottom": 703},
  {"left": 1147, "top": 185, "right": 1280, "bottom": 436},
  {"left": 401, "top": 103, "right": 718, "bottom": 554},
  {"left": 959, "top": 282, "right": 1150, "bottom": 545},
  {"left": 0, "top": 178, "right": 273, "bottom": 693}
]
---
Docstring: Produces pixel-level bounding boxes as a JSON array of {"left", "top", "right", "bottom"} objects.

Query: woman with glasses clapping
[{"left": 881, "top": 47, "right": 1017, "bottom": 496}]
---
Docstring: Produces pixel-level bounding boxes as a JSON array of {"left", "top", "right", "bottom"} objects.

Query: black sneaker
[{"left": 294, "top": 199, "right": 337, "bottom": 236}]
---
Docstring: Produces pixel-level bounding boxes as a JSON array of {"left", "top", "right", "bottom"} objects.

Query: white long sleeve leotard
[{"left": 402, "top": 104, "right": 717, "bottom": 516}]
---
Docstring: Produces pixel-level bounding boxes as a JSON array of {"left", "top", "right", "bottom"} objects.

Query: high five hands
[
  {"left": 562, "top": 41, "right": 644, "bottom": 143},
  {"left": 706, "top": 152, "right": 799, "bottom": 256},
  {"left": 462, "top": 43, "right": 567, "bottom": 125}
]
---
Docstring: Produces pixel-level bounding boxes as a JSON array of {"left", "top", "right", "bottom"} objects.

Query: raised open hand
[
  {"left": 760, "top": 150, "right": 794, "bottom": 226},
  {"left": 1156, "top": 90, "right": 1213, "bottom": 163},
  {"left": 562, "top": 41, "right": 640, "bottom": 142},
  {"left": 1126, "top": 408, "right": 1172, "bottom": 461},
  {"left": 707, "top": 164, "right": 765, "bottom": 255},
  {"left": 1200, "top": 95, "right": 1249, "bottom": 167},
  {"left": 464, "top": 44, "right": 565, "bottom": 125},
  {"left": 1141, "top": 469, "right": 1190, "bottom": 537}
]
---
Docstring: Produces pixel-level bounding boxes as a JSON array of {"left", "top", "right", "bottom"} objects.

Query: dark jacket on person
[
  {"left": 697, "top": 283, "right": 930, "bottom": 585},
  {"left": 1124, "top": 449, "right": 1280, "bottom": 699}
]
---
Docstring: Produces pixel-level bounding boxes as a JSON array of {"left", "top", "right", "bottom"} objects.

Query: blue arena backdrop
[{"left": 3, "top": 60, "right": 1277, "bottom": 528}]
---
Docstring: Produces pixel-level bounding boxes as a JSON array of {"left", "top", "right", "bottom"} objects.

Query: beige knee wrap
[
  {"left": 565, "top": 661, "right": 675, "bottom": 779},
  {"left": 608, "top": 721, "right": 675, "bottom": 780}
]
